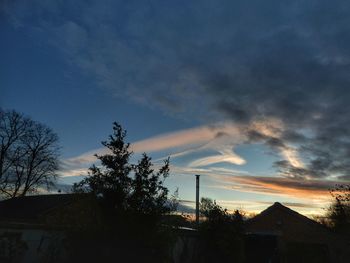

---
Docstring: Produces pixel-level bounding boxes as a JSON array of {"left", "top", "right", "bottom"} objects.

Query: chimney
[{"left": 195, "top": 174, "right": 200, "bottom": 226}]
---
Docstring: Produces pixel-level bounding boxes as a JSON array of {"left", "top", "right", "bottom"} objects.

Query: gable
[{"left": 246, "top": 202, "right": 332, "bottom": 243}]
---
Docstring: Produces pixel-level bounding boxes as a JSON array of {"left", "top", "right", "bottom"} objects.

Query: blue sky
[{"left": 2, "top": 0, "right": 350, "bottom": 215}]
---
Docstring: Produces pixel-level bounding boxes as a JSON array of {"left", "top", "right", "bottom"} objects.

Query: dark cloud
[
  {"left": 4, "top": 0, "right": 350, "bottom": 181},
  {"left": 189, "top": 1, "right": 350, "bottom": 181},
  {"left": 273, "top": 160, "right": 324, "bottom": 179}
]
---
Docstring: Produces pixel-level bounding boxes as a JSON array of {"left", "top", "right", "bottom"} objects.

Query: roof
[
  {"left": 246, "top": 202, "right": 332, "bottom": 240},
  {"left": 0, "top": 194, "right": 81, "bottom": 224},
  {"left": 248, "top": 202, "right": 321, "bottom": 227}
]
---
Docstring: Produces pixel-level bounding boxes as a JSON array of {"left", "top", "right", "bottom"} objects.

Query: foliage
[
  {"left": 330, "top": 184, "right": 350, "bottom": 203},
  {"left": 72, "top": 122, "right": 177, "bottom": 262},
  {"left": 0, "top": 109, "right": 60, "bottom": 198},
  {"left": 197, "top": 197, "right": 245, "bottom": 263},
  {"left": 129, "top": 153, "right": 172, "bottom": 215},
  {"left": 200, "top": 197, "right": 228, "bottom": 221},
  {"left": 73, "top": 122, "right": 132, "bottom": 210},
  {"left": 73, "top": 122, "right": 175, "bottom": 216},
  {"left": 326, "top": 184, "right": 350, "bottom": 234}
]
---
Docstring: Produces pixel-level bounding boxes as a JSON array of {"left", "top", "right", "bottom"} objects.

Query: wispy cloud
[
  {"left": 165, "top": 161, "right": 335, "bottom": 202},
  {"left": 6, "top": 0, "right": 350, "bottom": 216},
  {"left": 57, "top": 121, "right": 338, "bottom": 216},
  {"left": 6, "top": 1, "right": 350, "bottom": 180},
  {"left": 169, "top": 162, "right": 333, "bottom": 201},
  {"left": 63, "top": 124, "right": 231, "bottom": 167},
  {"left": 131, "top": 125, "right": 218, "bottom": 153},
  {"left": 161, "top": 163, "right": 334, "bottom": 215},
  {"left": 209, "top": 174, "right": 334, "bottom": 201},
  {"left": 56, "top": 115, "right": 339, "bottom": 217},
  {"left": 187, "top": 147, "right": 246, "bottom": 167},
  {"left": 61, "top": 119, "right": 295, "bottom": 174}
]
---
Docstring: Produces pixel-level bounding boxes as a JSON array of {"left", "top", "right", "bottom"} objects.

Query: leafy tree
[
  {"left": 0, "top": 109, "right": 60, "bottom": 198},
  {"left": 200, "top": 197, "right": 227, "bottom": 220},
  {"left": 197, "top": 197, "right": 245, "bottom": 263},
  {"left": 326, "top": 184, "right": 350, "bottom": 234},
  {"left": 73, "top": 122, "right": 132, "bottom": 211},
  {"left": 72, "top": 122, "right": 177, "bottom": 262},
  {"left": 129, "top": 154, "right": 171, "bottom": 215},
  {"left": 73, "top": 122, "right": 174, "bottom": 216}
]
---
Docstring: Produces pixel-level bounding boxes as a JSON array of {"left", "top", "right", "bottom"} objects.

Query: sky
[{"left": 2, "top": 0, "right": 350, "bottom": 216}]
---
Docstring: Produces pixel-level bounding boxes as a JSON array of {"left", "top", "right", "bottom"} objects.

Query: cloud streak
[
  {"left": 62, "top": 119, "right": 295, "bottom": 174},
  {"left": 63, "top": 123, "right": 242, "bottom": 166},
  {"left": 5, "top": 0, "right": 350, "bottom": 212}
]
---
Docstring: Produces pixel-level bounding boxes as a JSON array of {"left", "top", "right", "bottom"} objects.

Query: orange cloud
[{"left": 210, "top": 174, "right": 334, "bottom": 201}]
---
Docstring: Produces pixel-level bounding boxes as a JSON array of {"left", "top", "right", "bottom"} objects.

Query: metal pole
[{"left": 195, "top": 174, "right": 200, "bottom": 226}]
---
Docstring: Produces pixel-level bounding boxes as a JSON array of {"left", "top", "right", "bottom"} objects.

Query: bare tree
[{"left": 0, "top": 110, "right": 60, "bottom": 198}]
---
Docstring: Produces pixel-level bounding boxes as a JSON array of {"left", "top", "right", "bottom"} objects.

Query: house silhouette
[{"left": 245, "top": 202, "right": 350, "bottom": 263}]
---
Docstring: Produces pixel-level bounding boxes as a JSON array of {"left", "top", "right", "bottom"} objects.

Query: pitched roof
[
  {"left": 246, "top": 202, "right": 331, "bottom": 238},
  {"left": 0, "top": 194, "right": 80, "bottom": 224},
  {"left": 249, "top": 202, "right": 320, "bottom": 226}
]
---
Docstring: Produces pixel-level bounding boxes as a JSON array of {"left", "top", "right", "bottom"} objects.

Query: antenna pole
[{"left": 195, "top": 174, "right": 200, "bottom": 226}]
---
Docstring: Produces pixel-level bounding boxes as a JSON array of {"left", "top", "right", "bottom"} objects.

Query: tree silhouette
[
  {"left": 73, "top": 122, "right": 132, "bottom": 210},
  {"left": 73, "top": 122, "right": 174, "bottom": 216},
  {"left": 327, "top": 184, "right": 350, "bottom": 235},
  {"left": 129, "top": 154, "right": 171, "bottom": 215},
  {"left": 71, "top": 122, "right": 177, "bottom": 262},
  {"left": 0, "top": 110, "right": 60, "bottom": 198},
  {"left": 198, "top": 197, "right": 245, "bottom": 263}
]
